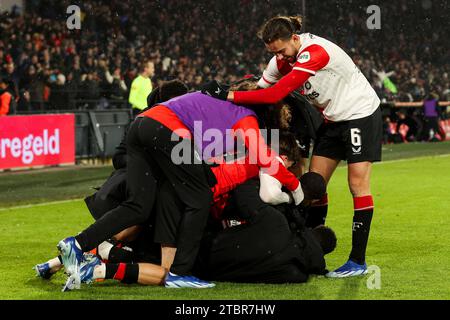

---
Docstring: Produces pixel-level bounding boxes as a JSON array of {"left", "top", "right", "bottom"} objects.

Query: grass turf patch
[{"left": 1, "top": 154, "right": 449, "bottom": 299}]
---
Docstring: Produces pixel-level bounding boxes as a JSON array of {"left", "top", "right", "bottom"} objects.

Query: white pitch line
[
  {"left": 335, "top": 153, "right": 450, "bottom": 170},
  {"left": 0, "top": 198, "right": 84, "bottom": 212},
  {"left": 377, "top": 153, "right": 450, "bottom": 163}
]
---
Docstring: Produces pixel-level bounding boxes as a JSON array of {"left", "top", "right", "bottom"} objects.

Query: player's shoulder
[
  {"left": 298, "top": 33, "right": 330, "bottom": 55},
  {"left": 266, "top": 55, "right": 279, "bottom": 68},
  {"left": 299, "top": 33, "right": 351, "bottom": 62},
  {"left": 294, "top": 34, "right": 336, "bottom": 69}
]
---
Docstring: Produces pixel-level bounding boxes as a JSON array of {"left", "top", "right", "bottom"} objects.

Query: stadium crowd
[{"left": 0, "top": 0, "right": 449, "bottom": 114}]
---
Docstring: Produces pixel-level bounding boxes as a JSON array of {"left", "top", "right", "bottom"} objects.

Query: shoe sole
[
  {"left": 62, "top": 274, "right": 81, "bottom": 292},
  {"left": 165, "top": 281, "right": 216, "bottom": 289},
  {"left": 325, "top": 269, "right": 369, "bottom": 278},
  {"left": 57, "top": 240, "right": 81, "bottom": 291},
  {"left": 57, "top": 240, "right": 79, "bottom": 275}
]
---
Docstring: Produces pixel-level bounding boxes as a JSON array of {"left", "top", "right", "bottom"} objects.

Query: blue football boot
[
  {"left": 165, "top": 272, "right": 216, "bottom": 288},
  {"left": 326, "top": 260, "right": 368, "bottom": 278}
]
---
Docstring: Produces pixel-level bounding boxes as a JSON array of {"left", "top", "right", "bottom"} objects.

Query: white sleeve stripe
[{"left": 293, "top": 67, "right": 316, "bottom": 75}]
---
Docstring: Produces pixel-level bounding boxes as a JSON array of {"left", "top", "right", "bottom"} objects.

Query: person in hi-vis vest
[{"left": 129, "top": 60, "right": 154, "bottom": 115}]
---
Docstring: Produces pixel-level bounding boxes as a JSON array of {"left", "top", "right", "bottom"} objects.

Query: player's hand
[
  {"left": 201, "top": 80, "right": 229, "bottom": 101},
  {"left": 291, "top": 182, "right": 305, "bottom": 206}
]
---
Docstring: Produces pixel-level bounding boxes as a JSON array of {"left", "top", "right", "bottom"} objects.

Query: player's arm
[
  {"left": 231, "top": 70, "right": 311, "bottom": 104},
  {"left": 259, "top": 169, "right": 292, "bottom": 205},
  {"left": 210, "top": 159, "right": 259, "bottom": 198},
  {"left": 230, "top": 45, "right": 330, "bottom": 104},
  {"left": 256, "top": 56, "right": 282, "bottom": 88},
  {"left": 233, "top": 116, "right": 301, "bottom": 195}
]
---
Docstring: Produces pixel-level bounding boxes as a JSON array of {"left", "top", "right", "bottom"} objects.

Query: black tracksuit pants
[
  {"left": 76, "top": 116, "right": 215, "bottom": 275},
  {"left": 156, "top": 178, "right": 326, "bottom": 283}
]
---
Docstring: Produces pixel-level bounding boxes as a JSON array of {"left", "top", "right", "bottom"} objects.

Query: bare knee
[
  {"left": 349, "top": 177, "right": 370, "bottom": 197},
  {"left": 348, "top": 162, "right": 372, "bottom": 197},
  {"left": 309, "top": 156, "right": 339, "bottom": 185}
]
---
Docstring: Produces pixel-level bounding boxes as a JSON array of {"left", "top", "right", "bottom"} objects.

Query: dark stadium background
[
  {"left": 0, "top": 0, "right": 449, "bottom": 305},
  {"left": 1, "top": 0, "right": 448, "bottom": 106}
]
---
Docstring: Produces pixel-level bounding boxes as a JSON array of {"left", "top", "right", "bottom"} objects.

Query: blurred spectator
[
  {"left": 48, "top": 73, "right": 67, "bottom": 110},
  {"left": 395, "top": 109, "right": 421, "bottom": 142},
  {"left": 79, "top": 72, "right": 101, "bottom": 109},
  {"left": 382, "top": 116, "right": 395, "bottom": 144},
  {"left": 0, "top": 0, "right": 448, "bottom": 113},
  {"left": 0, "top": 77, "right": 12, "bottom": 116},
  {"left": 17, "top": 89, "right": 32, "bottom": 112},
  {"left": 106, "top": 67, "right": 128, "bottom": 104},
  {"left": 422, "top": 93, "right": 445, "bottom": 141},
  {"left": 65, "top": 72, "right": 79, "bottom": 109},
  {"left": 2, "top": 62, "right": 19, "bottom": 99},
  {"left": 383, "top": 115, "right": 404, "bottom": 144}
]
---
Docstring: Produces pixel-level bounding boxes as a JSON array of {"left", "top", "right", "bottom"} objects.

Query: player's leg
[
  {"left": 306, "top": 156, "right": 340, "bottom": 228},
  {"left": 33, "top": 256, "right": 63, "bottom": 279},
  {"left": 80, "top": 256, "right": 166, "bottom": 286},
  {"left": 134, "top": 118, "right": 216, "bottom": 288},
  {"left": 74, "top": 119, "right": 158, "bottom": 251},
  {"left": 348, "top": 161, "right": 374, "bottom": 266},
  {"left": 153, "top": 181, "right": 183, "bottom": 270},
  {"left": 306, "top": 122, "right": 346, "bottom": 229},
  {"left": 161, "top": 246, "right": 177, "bottom": 270},
  {"left": 57, "top": 117, "right": 158, "bottom": 290},
  {"left": 326, "top": 107, "right": 382, "bottom": 278},
  {"left": 145, "top": 126, "right": 216, "bottom": 285},
  {"left": 35, "top": 225, "right": 139, "bottom": 280},
  {"left": 327, "top": 161, "right": 374, "bottom": 278},
  {"left": 113, "top": 225, "right": 142, "bottom": 243}
]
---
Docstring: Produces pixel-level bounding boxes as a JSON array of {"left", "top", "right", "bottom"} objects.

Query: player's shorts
[
  {"left": 298, "top": 136, "right": 311, "bottom": 159},
  {"left": 312, "top": 107, "right": 382, "bottom": 163}
]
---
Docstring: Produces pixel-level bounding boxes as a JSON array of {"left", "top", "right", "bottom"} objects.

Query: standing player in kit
[{"left": 202, "top": 15, "right": 382, "bottom": 277}]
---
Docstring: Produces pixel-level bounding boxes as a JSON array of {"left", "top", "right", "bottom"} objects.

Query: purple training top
[
  {"left": 164, "top": 92, "right": 256, "bottom": 158},
  {"left": 423, "top": 99, "right": 438, "bottom": 117}
]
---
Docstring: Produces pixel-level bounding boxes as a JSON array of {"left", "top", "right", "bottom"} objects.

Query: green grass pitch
[{"left": 1, "top": 142, "right": 449, "bottom": 299}]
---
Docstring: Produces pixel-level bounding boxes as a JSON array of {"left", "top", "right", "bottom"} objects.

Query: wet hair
[
  {"left": 299, "top": 172, "right": 326, "bottom": 200},
  {"left": 265, "top": 103, "right": 292, "bottom": 130},
  {"left": 312, "top": 225, "right": 337, "bottom": 255},
  {"left": 159, "top": 79, "right": 189, "bottom": 102},
  {"left": 229, "top": 79, "right": 260, "bottom": 91},
  {"left": 146, "top": 79, "right": 189, "bottom": 109},
  {"left": 258, "top": 15, "right": 303, "bottom": 44},
  {"left": 278, "top": 131, "right": 302, "bottom": 164}
]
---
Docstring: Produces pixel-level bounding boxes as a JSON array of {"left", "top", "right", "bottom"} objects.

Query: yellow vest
[{"left": 128, "top": 75, "right": 152, "bottom": 110}]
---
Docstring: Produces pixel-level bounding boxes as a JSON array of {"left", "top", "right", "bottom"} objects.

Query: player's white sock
[
  {"left": 98, "top": 241, "right": 114, "bottom": 260},
  {"left": 93, "top": 263, "right": 106, "bottom": 280},
  {"left": 48, "top": 257, "right": 62, "bottom": 268}
]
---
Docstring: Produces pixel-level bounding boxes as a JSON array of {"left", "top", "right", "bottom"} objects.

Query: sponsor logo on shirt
[{"left": 298, "top": 51, "right": 311, "bottom": 63}]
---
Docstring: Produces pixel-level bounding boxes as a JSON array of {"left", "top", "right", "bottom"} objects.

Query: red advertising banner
[
  {"left": 389, "top": 120, "right": 450, "bottom": 141},
  {"left": 0, "top": 114, "right": 75, "bottom": 170}
]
